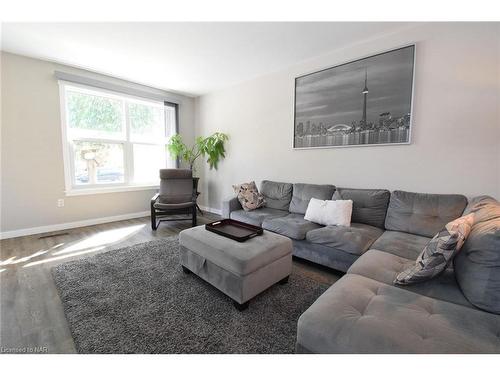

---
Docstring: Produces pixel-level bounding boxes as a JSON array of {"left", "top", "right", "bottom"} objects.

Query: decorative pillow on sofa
[
  {"left": 232, "top": 181, "right": 266, "bottom": 212},
  {"left": 394, "top": 213, "right": 475, "bottom": 285},
  {"left": 304, "top": 198, "right": 353, "bottom": 227}
]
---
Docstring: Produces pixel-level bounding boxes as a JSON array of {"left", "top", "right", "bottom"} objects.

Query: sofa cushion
[
  {"left": 385, "top": 190, "right": 467, "bottom": 237},
  {"left": 230, "top": 207, "right": 288, "bottom": 227},
  {"left": 333, "top": 188, "right": 390, "bottom": 229},
  {"left": 262, "top": 213, "right": 322, "bottom": 240},
  {"left": 463, "top": 195, "right": 500, "bottom": 220},
  {"left": 292, "top": 240, "right": 359, "bottom": 273},
  {"left": 306, "top": 223, "right": 383, "bottom": 256},
  {"left": 395, "top": 214, "right": 474, "bottom": 285},
  {"left": 370, "top": 230, "right": 431, "bottom": 260},
  {"left": 454, "top": 196, "right": 500, "bottom": 314},
  {"left": 260, "top": 180, "right": 293, "bottom": 211},
  {"left": 348, "top": 250, "right": 473, "bottom": 308},
  {"left": 296, "top": 274, "right": 500, "bottom": 353},
  {"left": 289, "top": 183, "right": 335, "bottom": 214}
]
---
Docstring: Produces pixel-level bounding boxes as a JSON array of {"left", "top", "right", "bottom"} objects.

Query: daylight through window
[{"left": 59, "top": 82, "right": 177, "bottom": 194}]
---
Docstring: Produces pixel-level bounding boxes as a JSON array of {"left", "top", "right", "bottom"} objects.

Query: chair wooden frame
[{"left": 150, "top": 193, "right": 197, "bottom": 230}]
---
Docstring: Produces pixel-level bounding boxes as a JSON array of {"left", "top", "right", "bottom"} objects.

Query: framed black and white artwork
[{"left": 293, "top": 45, "right": 415, "bottom": 149}]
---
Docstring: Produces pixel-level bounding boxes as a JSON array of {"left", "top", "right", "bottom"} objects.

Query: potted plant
[
  {"left": 167, "top": 133, "right": 228, "bottom": 209},
  {"left": 167, "top": 132, "right": 229, "bottom": 172}
]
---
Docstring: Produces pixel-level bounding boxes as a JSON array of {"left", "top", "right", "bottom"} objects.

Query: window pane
[
  {"left": 129, "top": 102, "right": 164, "bottom": 142},
  {"left": 73, "top": 141, "right": 124, "bottom": 185},
  {"left": 165, "top": 104, "right": 177, "bottom": 137},
  {"left": 67, "top": 90, "right": 124, "bottom": 138},
  {"left": 132, "top": 144, "right": 165, "bottom": 184},
  {"left": 165, "top": 103, "right": 178, "bottom": 167}
]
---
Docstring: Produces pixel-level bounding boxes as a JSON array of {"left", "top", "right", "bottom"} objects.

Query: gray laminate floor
[{"left": 0, "top": 214, "right": 341, "bottom": 354}]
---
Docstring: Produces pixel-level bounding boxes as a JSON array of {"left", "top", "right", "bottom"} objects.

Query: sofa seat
[
  {"left": 262, "top": 214, "right": 322, "bottom": 240},
  {"left": 370, "top": 230, "right": 431, "bottom": 260},
  {"left": 348, "top": 250, "right": 473, "bottom": 308},
  {"left": 296, "top": 274, "right": 500, "bottom": 353},
  {"left": 292, "top": 240, "right": 359, "bottom": 273},
  {"left": 229, "top": 207, "right": 288, "bottom": 227},
  {"left": 306, "top": 223, "right": 383, "bottom": 256}
]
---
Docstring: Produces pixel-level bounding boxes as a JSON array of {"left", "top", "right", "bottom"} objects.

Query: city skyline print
[{"left": 294, "top": 45, "right": 415, "bottom": 148}]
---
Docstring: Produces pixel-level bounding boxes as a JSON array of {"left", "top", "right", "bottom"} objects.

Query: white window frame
[{"left": 58, "top": 81, "right": 176, "bottom": 196}]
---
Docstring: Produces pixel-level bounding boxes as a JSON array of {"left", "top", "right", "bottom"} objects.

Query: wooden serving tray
[{"left": 205, "top": 219, "right": 263, "bottom": 242}]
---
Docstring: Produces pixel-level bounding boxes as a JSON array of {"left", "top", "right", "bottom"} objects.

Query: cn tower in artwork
[{"left": 361, "top": 68, "right": 369, "bottom": 126}]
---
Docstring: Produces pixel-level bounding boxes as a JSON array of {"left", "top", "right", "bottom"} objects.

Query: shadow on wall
[{"left": 205, "top": 179, "right": 219, "bottom": 211}]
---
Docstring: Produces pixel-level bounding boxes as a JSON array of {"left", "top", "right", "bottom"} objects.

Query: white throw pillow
[{"left": 304, "top": 198, "right": 353, "bottom": 227}]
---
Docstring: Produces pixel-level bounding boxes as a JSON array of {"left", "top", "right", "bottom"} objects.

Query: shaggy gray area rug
[{"left": 52, "top": 236, "right": 329, "bottom": 353}]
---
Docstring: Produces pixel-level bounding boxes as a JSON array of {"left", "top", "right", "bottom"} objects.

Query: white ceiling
[{"left": 1, "top": 22, "right": 415, "bottom": 96}]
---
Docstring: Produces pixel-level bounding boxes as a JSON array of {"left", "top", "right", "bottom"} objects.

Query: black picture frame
[{"left": 293, "top": 45, "right": 415, "bottom": 149}]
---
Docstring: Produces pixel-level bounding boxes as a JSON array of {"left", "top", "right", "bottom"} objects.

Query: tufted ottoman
[{"left": 179, "top": 225, "right": 293, "bottom": 310}]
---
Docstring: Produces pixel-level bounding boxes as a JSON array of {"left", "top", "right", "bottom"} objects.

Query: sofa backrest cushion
[
  {"left": 333, "top": 188, "right": 390, "bottom": 229},
  {"left": 289, "top": 183, "right": 335, "bottom": 214},
  {"left": 385, "top": 190, "right": 467, "bottom": 237},
  {"left": 260, "top": 180, "right": 293, "bottom": 211},
  {"left": 454, "top": 196, "right": 500, "bottom": 314}
]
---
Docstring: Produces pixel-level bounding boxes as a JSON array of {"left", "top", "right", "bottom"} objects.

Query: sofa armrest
[{"left": 222, "top": 197, "right": 241, "bottom": 218}]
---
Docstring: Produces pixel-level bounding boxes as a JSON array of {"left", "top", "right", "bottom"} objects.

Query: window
[{"left": 59, "top": 82, "right": 177, "bottom": 195}]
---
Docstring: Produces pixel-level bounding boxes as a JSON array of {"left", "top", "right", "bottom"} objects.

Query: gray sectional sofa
[{"left": 222, "top": 181, "right": 500, "bottom": 353}]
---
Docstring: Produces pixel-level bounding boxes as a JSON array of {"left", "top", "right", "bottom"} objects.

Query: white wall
[
  {"left": 195, "top": 23, "right": 500, "bottom": 212},
  {"left": 0, "top": 52, "right": 196, "bottom": 235}
]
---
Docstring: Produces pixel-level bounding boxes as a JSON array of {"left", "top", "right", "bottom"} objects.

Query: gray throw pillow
[{"left": 394, "top": 214, "right": 474, "bottom": 285}]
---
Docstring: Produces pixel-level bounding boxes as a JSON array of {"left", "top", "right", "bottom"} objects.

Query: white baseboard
[
  {"left": 0, "top": 211, "right": 150, "bottom": 240},
  {"left": 199, "top": 205, "right": 222, "bottom": 216}
]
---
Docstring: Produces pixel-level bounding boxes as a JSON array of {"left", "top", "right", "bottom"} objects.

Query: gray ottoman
[{"left": 179, "top": 225, "right": 293, "bottom": 310}]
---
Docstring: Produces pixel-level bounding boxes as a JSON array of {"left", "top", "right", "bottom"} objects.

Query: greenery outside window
[{"left": 59, "top": 82, "right": 177, "bottom": 195}]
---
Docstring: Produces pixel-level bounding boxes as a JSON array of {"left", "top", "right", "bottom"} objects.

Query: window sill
[{"left": 65, "top": 184, "right": 159, "bottom": 196}]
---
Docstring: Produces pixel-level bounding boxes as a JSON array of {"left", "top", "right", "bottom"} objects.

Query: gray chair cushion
[
  {"left": 262, "top": 213, "right": 322, "bottom": 240},
  {"left": 370, "top": 230, "right": 431, "bottom": 260},
  {"left": 297, "top": 274, "right": 500, "bottom": 353},
  {"left": 348, "top": 250, "right": 473, "bottom": 308},
  {"left": 333, "top": 188, "right": 390, "bottom": 229},
  {"left": 385, "top": 190, "right": 467, "bottom": 237},
  {"left": 154, "top": 201, "right": 195, "bottom": 210},
  {"left": 289, "top": 183, "right": 335, "bottom": 214},
  {"left": 454, "top": 196, "right": 500, "bottom": 314},
  {"left": 158, "top": 168, "right": 194, "bottom": 204},
  {"left": 230, "top": 207, "right": 288, "bottom": 227},
  {"left": 260, "top": 180, "right": 293, "bottom": 211},
  {"left": 159, "top": 169, "right": 192, "bottom": 179},
  {"left": 306, "top": 223, "right": 383, "bottom": 256}
]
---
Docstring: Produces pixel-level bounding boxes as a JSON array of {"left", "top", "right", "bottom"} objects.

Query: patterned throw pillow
[
  {"left": 394, "top": 213, "right": 475, "bottom": 285},
  {"left": 232, "top": 181, "right": 266, "bottom": 212}
]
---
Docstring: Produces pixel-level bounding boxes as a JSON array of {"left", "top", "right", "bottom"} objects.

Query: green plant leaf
[{"left": 167, "top": 132, "right": 228, "bottom": 170}]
